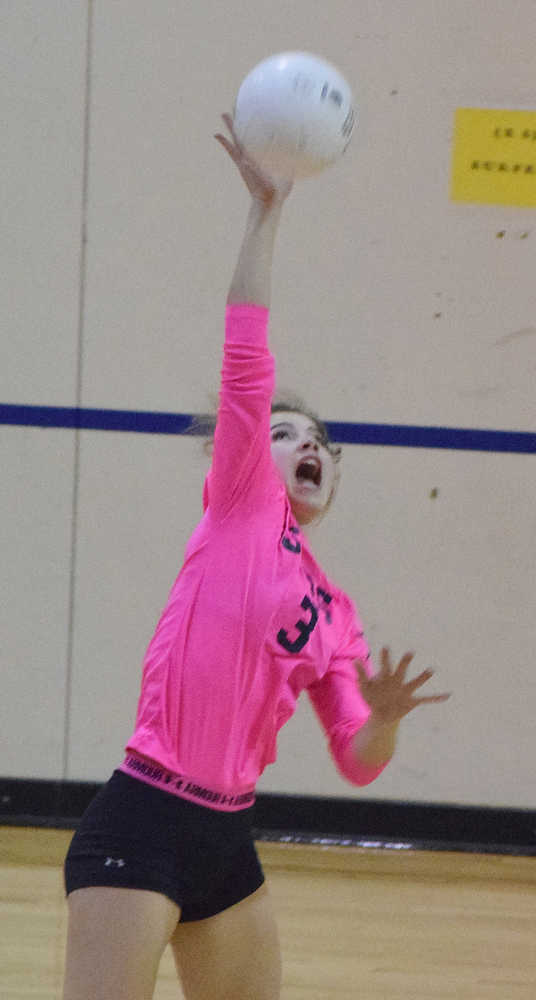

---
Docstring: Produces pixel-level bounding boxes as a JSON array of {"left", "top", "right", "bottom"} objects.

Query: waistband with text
[{"left": 119, "top": 753, "right": 256, "bottom": 812}]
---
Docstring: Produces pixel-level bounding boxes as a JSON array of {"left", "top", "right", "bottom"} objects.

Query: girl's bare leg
[
  {"left": 62, "top": 887, "right": 180, "bottom": 1000},
  {"left": 171, "top": 882, "right": 282, "bottom": 1000}
]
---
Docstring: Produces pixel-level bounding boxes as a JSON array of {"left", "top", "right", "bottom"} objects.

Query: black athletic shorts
[{"left": 64, "top": 770, "right": 265, "bottom": 922}]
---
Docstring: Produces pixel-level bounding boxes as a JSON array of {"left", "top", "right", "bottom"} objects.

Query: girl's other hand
[{"left": 355, "top": 648, "right": 451, "bottom": 725}]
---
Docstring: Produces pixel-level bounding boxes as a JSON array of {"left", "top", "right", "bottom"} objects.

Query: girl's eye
[{"left": 272, "top": 429, "right": 289, "bottom": 441}]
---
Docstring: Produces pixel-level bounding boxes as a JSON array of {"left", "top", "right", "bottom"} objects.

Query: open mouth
[{"left": 295, "top": 457, "right": 322, "bottom": 488}]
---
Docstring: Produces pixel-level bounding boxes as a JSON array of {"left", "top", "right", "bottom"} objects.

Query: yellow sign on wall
[{"left": 451, "top": 108, "right": 536, "bottom": 207}]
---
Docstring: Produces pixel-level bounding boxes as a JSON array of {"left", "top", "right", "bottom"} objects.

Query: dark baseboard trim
[
  {"left": 1, "top": 777, "right": 534, "bottom": 856},
  {"left": 251, "top": 792, "right": 536, "bottom": 856}
]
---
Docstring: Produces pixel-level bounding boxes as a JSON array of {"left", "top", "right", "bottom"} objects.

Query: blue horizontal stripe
[
  {"left": 1, "top": 403, "right": 535, "bottom": 454},
  {"left": 327, "top": 420, "right": 536, "bottom": 454},
  {"left": 0, "top": 404, "right": 192, "bottom": 435}
]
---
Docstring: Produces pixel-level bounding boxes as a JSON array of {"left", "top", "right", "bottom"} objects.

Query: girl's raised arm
[{"left": 215, "top": 114, "right": 293, "bottom": 308}]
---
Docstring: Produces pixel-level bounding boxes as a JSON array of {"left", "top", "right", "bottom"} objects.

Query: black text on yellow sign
[{"left": 451, "top": 108, "right": 536, "bottom": 207}]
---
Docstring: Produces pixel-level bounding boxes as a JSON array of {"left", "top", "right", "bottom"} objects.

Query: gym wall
[{"left": 1, "top": 0, "right": 534, "bottom": 814}]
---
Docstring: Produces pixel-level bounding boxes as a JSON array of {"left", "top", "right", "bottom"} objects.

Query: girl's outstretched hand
[
  {"left": 215, "top": 113, "right": 294, "bottom": 206},
  {"left": 355, "top": 648, "right": 451, "bottom": 725}
]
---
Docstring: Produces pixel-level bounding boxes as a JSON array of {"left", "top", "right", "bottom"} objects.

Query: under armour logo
[{"left": 105, "top": 857, "right": 126, "bottom": 868}]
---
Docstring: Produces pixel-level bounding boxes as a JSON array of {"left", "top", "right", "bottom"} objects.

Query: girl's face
[{"left": 270, "top": 411, "right": 337, "bottom": 525}]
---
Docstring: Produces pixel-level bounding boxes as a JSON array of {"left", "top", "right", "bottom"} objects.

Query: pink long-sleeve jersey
[{"left": 121, "top": 304, "right": 387, "bottom": 810}]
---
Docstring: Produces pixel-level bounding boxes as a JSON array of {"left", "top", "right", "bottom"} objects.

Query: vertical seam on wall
[{"left": 62, "top": 0, "right": 94, "bottom": 783}]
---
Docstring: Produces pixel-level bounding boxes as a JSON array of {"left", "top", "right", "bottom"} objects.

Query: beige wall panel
[
  {"left": 259, "top": 445, "right": 536, "bottom": 808},
  {"left": 1, "top": 1, "right": 87, "bottom": 404},
  {"left": 81, "top": 0, "right": 534, "bottom": 433},
  {"left": 4, "top": 1, "right": 534, "bottom": 808},
  {"left": 66, "top": 431, "right": 206, "bottom": 779},
  {"left": 0, "top": 427, "right": 75, "bottom": 778},
  {"left": 67, "top": 429, "right": 534, "bottom": 808}
]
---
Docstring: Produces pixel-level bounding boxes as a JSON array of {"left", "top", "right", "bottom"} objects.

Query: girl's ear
[{"left": 204, "top": 439, "right": 214, "bottom": 458}]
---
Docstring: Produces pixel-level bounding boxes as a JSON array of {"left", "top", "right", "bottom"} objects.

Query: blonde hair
[
  {"left": 186, "top": 392, "right": 342, "bottom": 521},
  {"left": 187, "top": 391, "right": 342, "bottom": 464}
]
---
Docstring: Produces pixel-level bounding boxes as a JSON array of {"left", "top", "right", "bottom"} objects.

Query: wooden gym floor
[{"left": 1, "top": 826, "right": 534, "bottom": 999}]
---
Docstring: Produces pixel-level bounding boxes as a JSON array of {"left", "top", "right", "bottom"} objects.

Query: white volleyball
[{"left": 233, "top": 51, "right": 356, "bottom": 178}]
